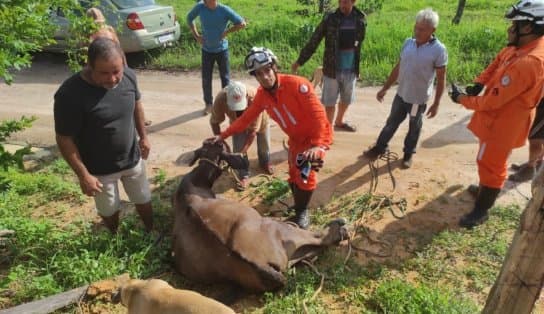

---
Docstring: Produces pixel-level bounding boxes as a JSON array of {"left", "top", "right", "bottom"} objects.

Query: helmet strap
[{"left": 509, "top": 21, "right": 534, "bottom": 46}]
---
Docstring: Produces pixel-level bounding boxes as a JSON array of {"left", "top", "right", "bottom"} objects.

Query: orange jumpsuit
[
  {"left": 461, "top": 37, "right": 544, "bottom": 188},
  {"left": 221, "top": 74, "right": 332, "bottom": 190}
]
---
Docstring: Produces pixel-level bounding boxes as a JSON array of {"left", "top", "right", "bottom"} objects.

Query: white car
[{"left": 47, "top": 0, "right": 181, "bottom": 53}]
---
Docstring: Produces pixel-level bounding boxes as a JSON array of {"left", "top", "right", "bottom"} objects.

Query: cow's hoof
[
  {"left": 323, "top": 218, "right": 349, "bottom": 245},
  {"left": 326, "top": 218, "right": 347, "bottom": 227}
]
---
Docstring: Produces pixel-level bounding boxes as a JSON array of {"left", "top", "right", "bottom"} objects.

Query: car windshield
[{"left": 110, "top": 0, "right": 155, "bottom": 9}]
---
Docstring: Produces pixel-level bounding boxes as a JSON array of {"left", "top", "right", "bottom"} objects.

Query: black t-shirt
[
  {"left": 54, "top": 67, "right": 141, "bottom": 175},
  {"left": 338, "top": 13, "right": 357, "bottom": 50}
]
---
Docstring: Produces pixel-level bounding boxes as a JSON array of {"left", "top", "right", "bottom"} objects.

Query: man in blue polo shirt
[
  {"left": 187, "top": 0, "right": 246, "bottom": 115},
  {"left": 363, "top": 8, "right": 447, "bottom": 169}
]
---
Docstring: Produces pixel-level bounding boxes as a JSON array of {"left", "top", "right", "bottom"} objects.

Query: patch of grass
[
  {"left": 402, "top": 204, "right": 521, "bottom": 300},
  {"left": 0, "top": 159, "right": 175, "bottom": 308},
  {"left": 156, "top": 0, "right": 513, "bottom": 83},
  {"left": 249, "top": 176, "right": 290, "bottom": 205},
  {"left": 368, "top": 278, "right": 479, "bottom": 313},
  {"left": 4, "top": 168, "right": 83, "bottom": 204},
  {"left": 0, "top": 154, "right": 527, "bottom": 312},
  {"left": 1, "top": 215, "right": 171, "bottom": 306}
]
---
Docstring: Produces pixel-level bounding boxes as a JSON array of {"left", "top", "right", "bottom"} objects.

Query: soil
[{"left": 0, "top": 52, "right": 538, "bottom": 311}]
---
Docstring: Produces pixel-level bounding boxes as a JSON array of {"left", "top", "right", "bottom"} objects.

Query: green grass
[
  {"left": 0, "top": 159, "right": 175, "bottom": 308},
  {"left": 148, "top": 0, "right": 514, "bottom": 84},
  {"left": 0, "top": 157, "right": 527, "bottom": 312}
]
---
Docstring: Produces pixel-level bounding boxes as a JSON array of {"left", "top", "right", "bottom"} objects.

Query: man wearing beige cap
[{"left": 210, "top": 81, "right": 273, "bottom": 190}]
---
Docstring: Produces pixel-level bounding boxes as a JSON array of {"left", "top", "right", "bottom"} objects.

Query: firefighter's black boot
[
  {"left": 459, "top": 185, "right": 500, "bottom": 229},
  {"left": 291, "top": 184, "right": 313, "bottom": 229}
]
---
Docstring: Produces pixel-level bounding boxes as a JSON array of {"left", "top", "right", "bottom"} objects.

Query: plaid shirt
[{"left": 296, "top": 7, "right": 367, "bottom": 79}]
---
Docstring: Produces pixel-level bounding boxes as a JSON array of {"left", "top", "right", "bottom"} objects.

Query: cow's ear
[
  {"left": 221, "top": 152, "right": 249, "bottom": 170},
  {"left": 189, "top": 148, "right": 202, "bottom": 166}
]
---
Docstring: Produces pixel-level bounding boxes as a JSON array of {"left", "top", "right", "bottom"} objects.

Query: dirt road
[{"left": 0, "top": 53, "right": 532, "bottom": 235}]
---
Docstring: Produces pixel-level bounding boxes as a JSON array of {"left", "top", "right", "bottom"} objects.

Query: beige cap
[{"left": 225, "top": 81, "right": 247, "bottom": 111}]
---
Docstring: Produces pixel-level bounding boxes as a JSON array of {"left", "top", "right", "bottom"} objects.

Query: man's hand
[
  {"left": 302, "top": 146, "right": 325, "bottom": 161},
  {"left": 426, "top": 102, "right": 439, "bottom": 118},
  {"left": 205, "top": 135, "right": 223, "bottom": 144},
  {"left": 465, "top": 82, "right": 484, "bottom": 96},
  {"left": 376, "top": 88, "right": 387, "bottom": 103},
  {"left": 194, "top": 34, "right": 203, "bottom": 45},
  {"left": 139, "top": 137, "right": 151, "bottom": 160},
  {"left": 449, "top": 83, "right": 465, "bottom": 104},
  {"left": 79, "top": 173, "right": 103, "bottom": 197}
]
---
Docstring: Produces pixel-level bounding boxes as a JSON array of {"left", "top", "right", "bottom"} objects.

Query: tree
[
  {"left": 0, "top": 0, "right": 90, "bottom": 85},
  {"left": 482, "top": 168, "right": 544, "bottom": 314},
  {"left": 452, "top": 0, "right": 467, "bottom": 25}
]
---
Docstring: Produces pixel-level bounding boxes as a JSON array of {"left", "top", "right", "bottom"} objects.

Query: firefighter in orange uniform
[
  {"left": 217, "top": 47, "right": 332, "bottom": 229},
  {"left": 450, "top": 0, "right": 544, "bottom": 228}
]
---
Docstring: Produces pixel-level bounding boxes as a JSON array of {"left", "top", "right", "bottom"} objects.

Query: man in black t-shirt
[{"left": 54, "top": 38, "right": 153, "bottom": 234}]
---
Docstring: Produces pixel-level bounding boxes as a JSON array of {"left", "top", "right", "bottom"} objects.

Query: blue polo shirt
[
  {"left": 186, "top": 2, "right": 244, "bottom": 53},
  {"left": 397, "top": 36, "right": 448, "bottom": 105}
]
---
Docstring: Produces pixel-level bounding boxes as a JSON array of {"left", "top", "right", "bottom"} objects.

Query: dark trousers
[
  {"left": 375, "top": 94, "right": 427, "bottom": 155},
  {"left": 201, "top": 49, "right": 230, "bottom": 106}
]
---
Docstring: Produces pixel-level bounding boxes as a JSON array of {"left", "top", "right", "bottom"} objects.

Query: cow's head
[{"left": 189, "top": 140, "right": 249, "bottom": 170}]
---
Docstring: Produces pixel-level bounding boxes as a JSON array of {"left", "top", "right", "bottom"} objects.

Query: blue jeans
[
  {"left": 375, "top": 94, "right": 427, "bottom": 155},
  {"left": 232, "top": 126, "right": 271, "bottom": 178},
  {"left": 202, "top": 49, "right": 230, "bottom": 106}
]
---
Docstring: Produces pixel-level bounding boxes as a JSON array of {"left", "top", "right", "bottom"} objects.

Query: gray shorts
[
  {"left": 93, "top": 159, "right": 151, "bottom": 217},
  {"left": 321, "top": 71, "right": 356, "bottom": 107}
]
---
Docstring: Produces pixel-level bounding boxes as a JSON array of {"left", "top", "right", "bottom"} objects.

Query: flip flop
[{"left": 334, "top": 122, "right": 357, "bottom": 132}]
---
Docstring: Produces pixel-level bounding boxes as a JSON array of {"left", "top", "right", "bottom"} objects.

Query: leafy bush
[
  {"left": 0, "top": 0, "right": 90, "bottom": 83},
  {"left": 0, "top": 116, "right": 36, "bottom": 172}
]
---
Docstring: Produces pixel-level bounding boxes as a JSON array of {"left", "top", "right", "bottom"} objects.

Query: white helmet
[
  {"left": 505, "top": 0, "right": 544, "bottom": 24},
  {"left": 244, "top": 47, "right": 278, "bottom": 74}
]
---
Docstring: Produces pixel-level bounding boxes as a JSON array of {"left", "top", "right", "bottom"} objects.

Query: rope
[
  {"left": 513, "top": 182, "right": 531, "bottom": 201},
  {"left": 198, "top": 157, "right": 222, "bottom": 170},
  {"left": 368, "top": 149, "right": 399, "bottom": 194},
  {"left": 199, "top": 156, "right": 246, "bottom": 188},
  {"left": 300, "top": 259, "right": 325, "bottom": 314}
]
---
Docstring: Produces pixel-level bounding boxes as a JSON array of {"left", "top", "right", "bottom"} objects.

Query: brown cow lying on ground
[{"left": 172, "top": 141, "right": 347, "bottom": 292}]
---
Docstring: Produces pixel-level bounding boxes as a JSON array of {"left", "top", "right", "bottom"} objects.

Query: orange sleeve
[
  {"left": 220, "top": 95, "right": 265, "bottom": 139},
  {"left": 295, "top": 79, "right": 332, "bottom": 148},
  {"left": 474, "top": 48, "right": 505, "bottom": 84},
  {"left": 462, "top": 56, "right": 542, "bottom": 111}
]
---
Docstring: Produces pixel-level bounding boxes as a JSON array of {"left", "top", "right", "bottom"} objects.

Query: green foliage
[
  {"left": 3, "top": 167, "right": 83, "bottom": 203},
  {"left": 0, "top": 1, "right": 55, "bottom": 84},
  {"left": 404, "top": 204, "right": 521, "bottom": 293},
  {"left": 0, "top": 159, "right": 172, "bottom": 306},
  {"left": 156, "top": 0, "right": 513, "bottom": 83},
  {"left": 1, "top": 218, "right": 169, "bottom": 305},
  {"left": 249, "top": 176, "right": 290, "bottom": 205},
  {"left": 358, "top": 0, "right": 385, "bottom": 14},
  {"left": 369, "top": 279, "right": 479, "bottom": 313},
  {"left": 0, "top": 116, "right": 36, "bottom": 172},
  {"left": 0, "top": 152, "right": 526, "bottom": 312},
  {"left": 64, "top": 8, "right": 101, "bottom": 72},
  {"left": 261, "top": 267, "right": 326, "bottom": 313},
  {"left": 0, "top": 0, "right": 97, "bottom": 82}
]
